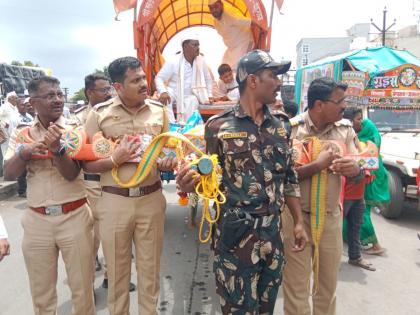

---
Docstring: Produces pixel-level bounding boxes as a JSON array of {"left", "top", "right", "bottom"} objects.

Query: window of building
[
  {"left": 302, "top": 56, "right": 309, "bottom": 66},
  {"left": 302, "top": 44, "right": 310, "bottom": 53}
]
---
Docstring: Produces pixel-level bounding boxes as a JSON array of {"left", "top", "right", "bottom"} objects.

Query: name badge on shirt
[{"left": 221, "top": 132, "right": 247, "bottom": 139}]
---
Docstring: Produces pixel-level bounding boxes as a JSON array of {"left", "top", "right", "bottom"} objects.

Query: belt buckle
[
  {"left": 128, "top": 187, "right": 141, "bottom": 197},
  {"left": 45, "top": 205, "right": 63, "bottom": 216}
]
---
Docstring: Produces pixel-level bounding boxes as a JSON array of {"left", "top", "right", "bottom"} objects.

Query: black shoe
[
  {"left": 95, "top": 256, "right": 102, "bottom": 272},
  {"left": 102, "top": 278, "right": 108, "bottom": 289},
  {"left": 18, "top": 192, "right": 27, "bottom": 198},
  {"left": 129, "top": 282, "right": 136, "bottom": 292}
]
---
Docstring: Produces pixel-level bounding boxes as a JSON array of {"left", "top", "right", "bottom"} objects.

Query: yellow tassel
[
  {"left": 309, "top": 137, "right": 327, "bottom": 296},
  {"left": 111, "top": 132, "right": 225, "bottom": 244}
]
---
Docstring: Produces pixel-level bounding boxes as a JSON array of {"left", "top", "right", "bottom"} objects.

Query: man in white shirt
[
  {"left": 208, "top": 0, "right": 254, "bottom": 70},
  {"left": 155, "top": 36, "right": 214, "bottom": 124},
  {"left": 0, "top": 215, "right": 10, "bottom": 262},
  {"left": 0, "top": 91, "right": 20, "bottom": 158}
]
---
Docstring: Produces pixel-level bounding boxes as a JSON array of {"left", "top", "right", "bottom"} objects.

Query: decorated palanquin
[
  {"left": 14, "top": 124, "right": 206, "bottom": 162},
  {"left": 15, "top": 126, "right": 116, "bottom": 160},
  {"left": 292, "top": 138, "right": 379, "bottom": 170}
]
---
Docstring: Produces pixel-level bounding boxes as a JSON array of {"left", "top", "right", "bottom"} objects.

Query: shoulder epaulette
[
  {"left": 290, "top": 114, "right": 304, "bottom": 127},
  {"left": 74, "top": 105, "right": 87, "bottom": 114},
  {"left": 206, "top": 107, "right": 234, "bottom": 125},
  {"left": 270, "top": 109, "right": 289, "bottom": 120},
  {"left": 16, "top": 122, "right": 31, "bottom": 129},
  {"left": 335, "top": 118, "right": 353, "bottom": 127},
  {"left": 145, "top": 98, "right": 164, "bottom": 107},
  {"left": 93, "top": 98, "right": 113, "bottom": 111}
]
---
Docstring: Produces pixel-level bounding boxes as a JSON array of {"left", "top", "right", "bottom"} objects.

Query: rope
[
  {"left": 111, "top": 131, "right": 225, "bottom": 244},
  {"left": 309, "top": 137, "right": 327, "bottom": 296}
]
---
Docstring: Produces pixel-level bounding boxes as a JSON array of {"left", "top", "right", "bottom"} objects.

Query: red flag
[{"left": 113, "top": 0, "right": 137, "bottom": 14}]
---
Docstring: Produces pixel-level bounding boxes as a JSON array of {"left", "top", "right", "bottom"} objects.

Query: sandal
[
  {"left": 363, "top": 247, "right": 386, "bottom": 256},
  {"left": 348, "top": 258, "right": 376, "bottom": 271}
]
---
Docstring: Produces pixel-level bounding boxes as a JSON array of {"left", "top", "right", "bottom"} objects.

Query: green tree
[
  {"left": 23, "top": 60, "right": 39, "bottom": 67},
  {"left": 72, "top": 88, "right": 87, "bottom": 103},
  {"left": 11, "top": 60, "right": 40, "bottom": 67},
  {"left": 94, "top": 66, "right": 110, "bottom": 79}
]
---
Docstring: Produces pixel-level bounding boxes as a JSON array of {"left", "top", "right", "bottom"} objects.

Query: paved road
[{"left": 0, "top": 183, "right": 419, "bottom": 314}]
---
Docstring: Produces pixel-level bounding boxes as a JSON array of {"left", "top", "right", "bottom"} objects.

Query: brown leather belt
[
  {"left": 30, "top": 197, "right": 87, "bottom": 216},
  {"left": 102, "top": 181, "right": 162, "bottom": 197}
]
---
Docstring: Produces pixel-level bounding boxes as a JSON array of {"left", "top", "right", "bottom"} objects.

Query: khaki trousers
[
  {"left": 21, "top": 204, "right": 95, "bottom": 315},
  {"left": 97, "top": 189, "right": 166, "bottom": 315},
  {"left": 282, "top": 207, "right": 342, "bottom": 315},
  {"left": 86, "top": 181, "right": 107, "bottom": 277}
]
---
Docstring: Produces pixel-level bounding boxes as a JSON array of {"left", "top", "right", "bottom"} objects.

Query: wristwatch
[{"left": 52, "top": 145, "right": 66, "bottom": 157}]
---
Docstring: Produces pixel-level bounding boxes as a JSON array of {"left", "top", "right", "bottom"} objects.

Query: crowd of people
[
  {"left": 0, "top": 51, "right": 392, "bottom": 315},
  {"left": 0, "top": 1, "right": 396, "bottom": 314}
]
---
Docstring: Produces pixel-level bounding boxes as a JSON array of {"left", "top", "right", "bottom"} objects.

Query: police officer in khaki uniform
[
  {"left": 282, "top": 77, "right": 363, "bottom": 315},
  {"left": 75, "top": 73, "right": 136, "bottom": 291},
  {"left": 4, "top": 76, "right": 95, "bottom": 315},
  {"left": 75, "top": 73, "right": 112, "bottom": 274},
  {"left": 84, "top": 57, "right": 177, "bottom": 315}
]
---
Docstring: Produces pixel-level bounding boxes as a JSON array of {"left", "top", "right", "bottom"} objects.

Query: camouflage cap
[{"left": 236, "top": 50, "right": 291, "bottom": 84}]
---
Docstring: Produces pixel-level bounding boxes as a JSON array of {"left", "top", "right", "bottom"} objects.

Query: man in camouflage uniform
[{"left": 177, "top": 50, "right": 308, "bottom": 314}]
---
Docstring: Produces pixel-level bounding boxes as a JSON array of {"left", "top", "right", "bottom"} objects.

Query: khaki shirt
[
  {"left": 5, "top": 116, "right": 86, "bottom": 208},
  {"left": 73, "top": 103, "right": 102, "bottom": 188},
  {"left": 84, "top": 96, "right": 169, "bottom": 187},
  {"left": 74, "top": 104, "right": 93, "bottom": 126},
  {"left": 291, "top": 111, "right": 358, "bottom": 214}
]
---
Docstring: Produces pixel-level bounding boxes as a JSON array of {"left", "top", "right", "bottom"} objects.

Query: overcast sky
[{"left": 0, "top": 0, "right": 418, "bottom": 96}]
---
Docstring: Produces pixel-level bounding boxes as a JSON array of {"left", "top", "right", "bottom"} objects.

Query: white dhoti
[{"left": 166, "top": 88, "right": 199, "bottom": 125}]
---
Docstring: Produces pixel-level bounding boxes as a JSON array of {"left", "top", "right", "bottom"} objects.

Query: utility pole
[
  {"left": 371, "top": 6, "right": 396, "bottom": 46},
  {"left": 63, "top": 87, "right": 69, "bottom": 102}
]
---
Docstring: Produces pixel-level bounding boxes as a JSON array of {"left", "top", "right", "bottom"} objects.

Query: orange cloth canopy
[{"left": 132, "top": 0, "right": 270, "bottom": 85}]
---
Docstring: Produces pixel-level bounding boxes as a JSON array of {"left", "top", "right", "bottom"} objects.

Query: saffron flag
[{"left": 113, "top": 0, "right": 137, "bottom": 14}]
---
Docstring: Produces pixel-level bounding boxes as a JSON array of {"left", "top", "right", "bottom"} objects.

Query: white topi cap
[
  {"left": 180, "top": 33, "right": 200, "bottom": 46},
  {"left": 6, "top": 91, "right": 17, "bottom": 99},
  {"left": 24, "top": 97, "right": 30, "bottom": 104},
  {"left": 24, "top": 89, "right": 29, "bottom": 96}
]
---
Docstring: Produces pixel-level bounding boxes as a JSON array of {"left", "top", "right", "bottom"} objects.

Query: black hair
[
  {"left": 283, "top": 100, "right": 298, "bottom": 118},
  {"left": 343, "top": 107, "right": 362, "bottom": 121},
  {"left": 84, "top": 73, "right": 110, "bottom": 91},
  {"left": 218, "top": 63, "right": 232, "bottom": 76},
  {"left": 28, "top": 76, "right": 60, "bottom": 96},
  {"left": 307, "top": 77, "right": 347, "bottom": 109},
  {"left": 108, "top": 57, "right": 141, "bottom": 83},
  {"left": 237, "top": 68, "right": 265, "bottom": 95},
  {"left": 182, "top": 40, "right": 190, "bottom": 49}
]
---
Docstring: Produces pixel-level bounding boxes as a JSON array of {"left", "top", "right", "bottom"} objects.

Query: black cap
[{"left": 236, "top": 50, "right": 291, "bottom": 84}]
